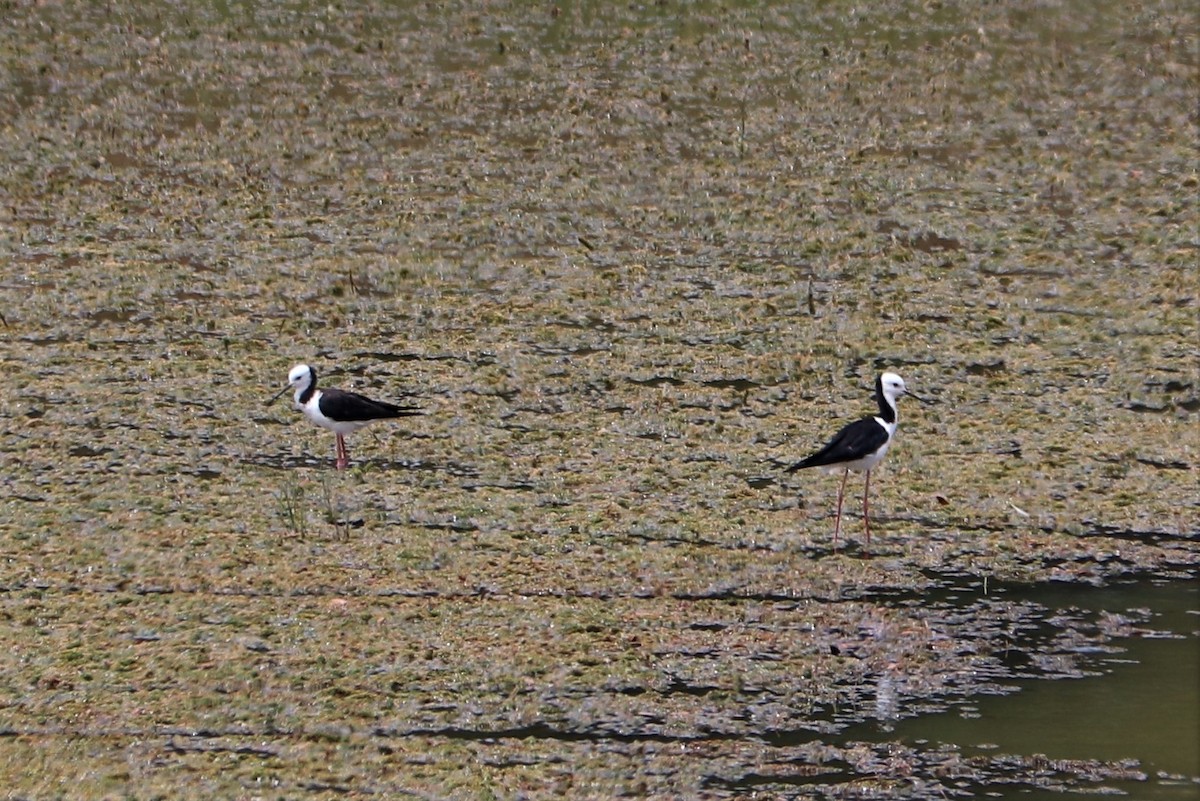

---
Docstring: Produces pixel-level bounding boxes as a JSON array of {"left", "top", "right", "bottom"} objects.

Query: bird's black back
[
  {"left": 786, "top": 416, "right": 888, "bottom": 471},
  {"left": 319, "top": 389, "right": 422, "bottom": 422}
]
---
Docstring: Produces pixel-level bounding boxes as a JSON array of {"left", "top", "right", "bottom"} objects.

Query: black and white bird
[
  {"left": 267, "top": 363, "right": 421, "bottom": 470},
  {"left": 787, "top": 372, "right": 926, "bottom": 547}
]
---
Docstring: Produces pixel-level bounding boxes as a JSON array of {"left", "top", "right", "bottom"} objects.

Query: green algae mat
[{"left": 1, "top": 1, "right": 1196, "bottom": 798}]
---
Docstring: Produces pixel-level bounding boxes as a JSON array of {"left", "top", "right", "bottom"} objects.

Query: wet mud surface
[{"left": 1, "top": 1, "right": 1197, "bottom": 798}]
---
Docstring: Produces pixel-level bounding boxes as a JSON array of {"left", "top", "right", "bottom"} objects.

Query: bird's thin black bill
[{"left": 266, "top": 384, "right": 291, "bottom": 407}]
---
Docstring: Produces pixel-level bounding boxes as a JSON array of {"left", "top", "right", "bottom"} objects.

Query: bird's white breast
[
  {"left": 303, "top": 392, "right": 373, "bottom": 435},
  {"left": 837, "top": 416, "right": 897, "bottom": 473}
]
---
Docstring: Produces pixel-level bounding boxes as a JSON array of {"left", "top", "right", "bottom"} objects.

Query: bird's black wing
[
  {"left": 320, "top": 389, "right": 423, "bottom": 422},
  {"left": 786, "top": 416, "right": 888, "bottom": 471}
]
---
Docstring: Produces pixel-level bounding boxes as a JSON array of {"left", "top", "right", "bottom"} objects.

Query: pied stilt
[
  {"left": 267, "top": 363, "right": 421, "bottom": 470},
  {"left": 787, "top": 372, "right": 927, "bottom": 547}
]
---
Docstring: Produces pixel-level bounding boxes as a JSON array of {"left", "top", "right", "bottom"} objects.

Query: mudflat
[{"left": 1, "top": 2, "right": 1195, "bottom": 797}]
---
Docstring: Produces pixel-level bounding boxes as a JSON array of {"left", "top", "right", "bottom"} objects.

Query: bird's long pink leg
[
  {"left": 335, "top": 434, "right": 348, "bottom": 470},
  {"left": 862, "top": 470, "right": 872, "bottom": 545},
  {"left": 833, "top": 469, "right": 849, "bottom": 550}
]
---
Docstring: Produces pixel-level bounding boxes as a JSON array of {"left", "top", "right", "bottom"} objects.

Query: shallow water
[{"left": 883, "top": 578, "right": 1200, "bottom": 798}]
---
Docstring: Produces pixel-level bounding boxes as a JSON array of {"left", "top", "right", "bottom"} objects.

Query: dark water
[{"left": 885, "top": 578, "right": 1200, "bottom": 799}]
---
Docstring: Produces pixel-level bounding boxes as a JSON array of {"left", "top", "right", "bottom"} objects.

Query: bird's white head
[
  {"left": 267, "top": 363, "right": 317, "bottom": 407},
  {"left": 878, "top": 372, "right": 928, "bottom": 407},
  {"left": 880, "top": 372, "right": 908, "bottom": 400},
  {"left": 287, "top": 363, "right": 315, "bottom": 390}
]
